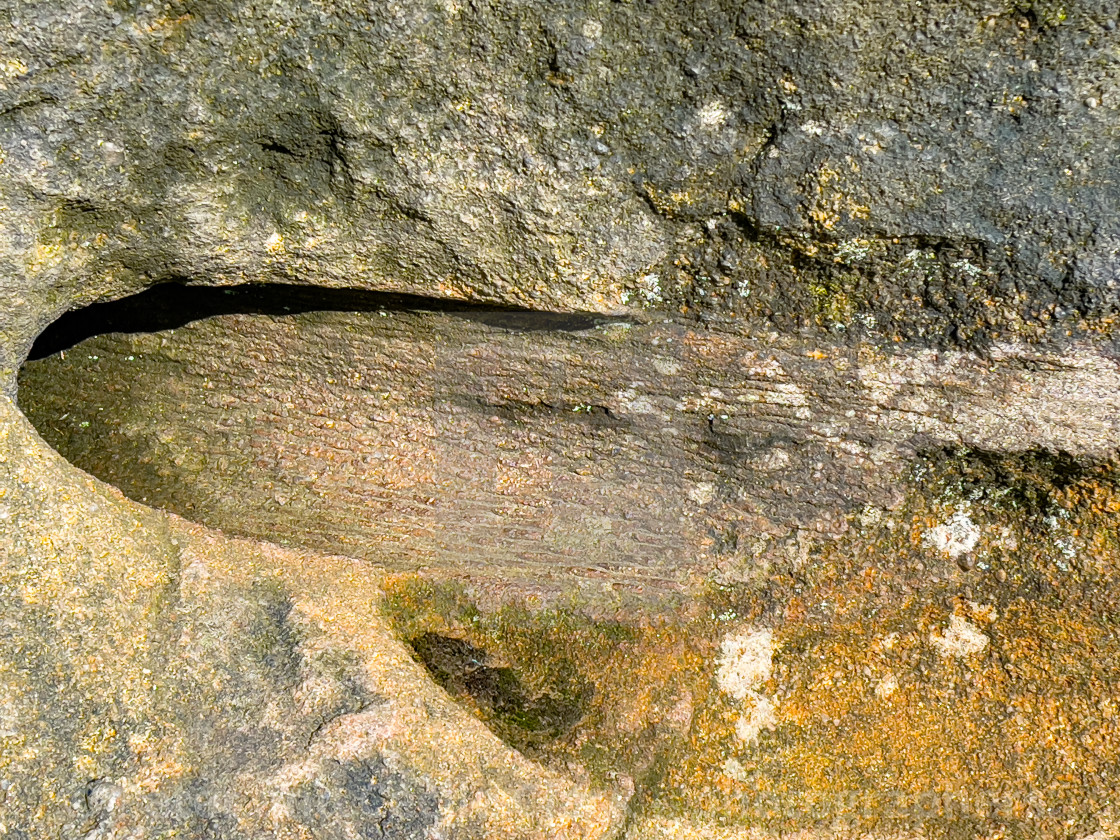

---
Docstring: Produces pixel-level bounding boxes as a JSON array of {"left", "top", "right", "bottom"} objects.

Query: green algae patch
[{"left": 380, "top": 576, "right": 716, "bottom": 790}]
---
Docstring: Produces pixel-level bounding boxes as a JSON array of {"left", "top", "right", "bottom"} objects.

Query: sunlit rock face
[
  {"left": 6, "top": 0, "right": 1120, "bottom": 836},
  {"left": 14, "top": 290, "right": 1120, "bottom": 839}
]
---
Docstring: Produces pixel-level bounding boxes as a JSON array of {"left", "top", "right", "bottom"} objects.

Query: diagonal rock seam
[{"left": 20, "top": 295, "right": 1120, "bottom": 591}]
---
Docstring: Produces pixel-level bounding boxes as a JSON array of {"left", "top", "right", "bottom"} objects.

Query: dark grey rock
[{"left": 3, "top": 0, "right": 1120, "bottom": 376}]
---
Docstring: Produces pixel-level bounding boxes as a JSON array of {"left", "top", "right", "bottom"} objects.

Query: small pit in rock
[{"left": 409, "top": 632, "right": 588, "bottom": 746}]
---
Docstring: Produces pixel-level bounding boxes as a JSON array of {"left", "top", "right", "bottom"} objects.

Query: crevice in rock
[{"left": 28, "top": 281, "right": 621, "bottom": 361}]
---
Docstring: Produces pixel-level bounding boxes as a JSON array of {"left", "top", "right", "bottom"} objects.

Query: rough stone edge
[{"left": 0, "top": 391, "right": 624, "bottom": 838}]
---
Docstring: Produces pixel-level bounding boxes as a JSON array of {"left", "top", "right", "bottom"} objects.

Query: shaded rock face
[{"left": 5, "top": 0, "right": 1120, "bottom": 838}]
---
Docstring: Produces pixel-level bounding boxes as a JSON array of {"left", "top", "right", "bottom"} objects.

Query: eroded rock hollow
[{"left": 5, "top": 1, "right": 1120, "bottom": 837}]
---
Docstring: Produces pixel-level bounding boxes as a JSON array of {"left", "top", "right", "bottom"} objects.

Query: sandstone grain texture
[
  {"left": 18, "top": 307, "right": 1120, "bottom": 590},
  {"left": 5, "top": 0, "right": 1120, "bottom": 836}
]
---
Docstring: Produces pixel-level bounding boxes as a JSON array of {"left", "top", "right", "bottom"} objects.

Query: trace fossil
[
  {"left": 14, "top": 286, "right": 1120, "bottom": 837},
  {"left": 18, "top": 286, "right": 1120, "bottom": 594}
]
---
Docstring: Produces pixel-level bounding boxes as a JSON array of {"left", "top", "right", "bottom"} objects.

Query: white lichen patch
[
  {"left": 930, "top": 614, "right": 989, "bottom": 659},
  {"left": 722, "top": 757, "right": 749, "bottom": 783},
  {"left": 835, "top": 238, "right": 872, "bottom": 264},
  {"left": 614, "top": 387, "right": 658, "bottom": 416},
  {"left": 874, "top": 673, "right": 899, "bottom": 700},
  {"left": 699, "top": 101, "right": 727, "bottom": 129},
  {"left": 734, "top": 693, "right": 777, "bottom": 744},
  {"left": 902, "top": 248, "right": 937, "bottom": 267},
  {"left": 950, "top": 258, "right": 982, "bottom": 278},
  {"left": 636, "top": 273, "right": 663, "bottom": 304},
  {"left": 717, "top": 629, "right": 779, "bottom": 744},
  {"left": 688, "top": 482, "right": 716, "bottom": 505},
  {"left": 716, "top": 628, "right": 774, "bottom": 700},
  {"left": 923, "top": 508, "right": 980, "bottom": 558},
  {"left": 858, "top": 506, "right": 883, "bottom": 528}
]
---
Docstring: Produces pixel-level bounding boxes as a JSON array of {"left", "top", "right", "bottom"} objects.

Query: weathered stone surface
[
  {"left": 5, "top": 0, "right": 1120, "bottom": 836},
  {"left": 0, "top": 396, "right": 620, "bottom": 837},
  {"left": 19, "top": 304, "right": 1120, "bottom": 590},
  {"left": 5, "top": 0, "right": 1120, "bottom": 374},
  {"left": 14, "top": 298, "right": 1120, "bottom": 838}
]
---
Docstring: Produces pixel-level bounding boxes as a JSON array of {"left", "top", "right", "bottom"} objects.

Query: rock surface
[
  {"left": 4, "top": 0, "right": 1120, "bottom": 837},
  {"left": 0, "top": 395, "right": 621, "bottom": 838},
  {"left": 4, "top": 0, "right": 1120, "bottom": 371},
  {"left": 16, "top": 293, "right": 1120, "bottom": 838},
  {"left": 19, "top": 303, "right": 1120, "bottom": 589}
]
